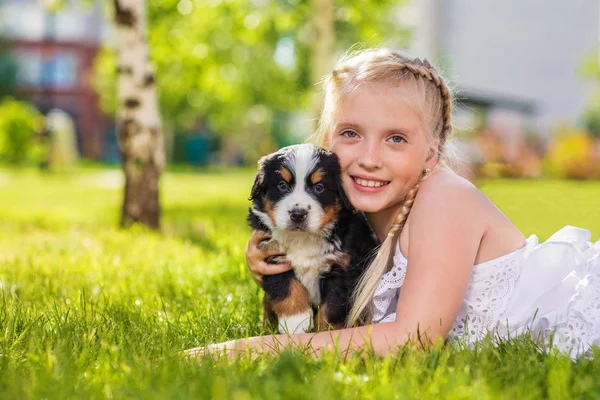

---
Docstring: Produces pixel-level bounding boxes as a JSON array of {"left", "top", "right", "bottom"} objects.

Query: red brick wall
[{"left": 10, "top": 39, "right": 110, "bottom": 160}]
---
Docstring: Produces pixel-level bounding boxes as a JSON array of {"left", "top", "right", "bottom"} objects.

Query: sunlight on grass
[{"left": 1, "top": 168, "right": 600, "bottom": 398}]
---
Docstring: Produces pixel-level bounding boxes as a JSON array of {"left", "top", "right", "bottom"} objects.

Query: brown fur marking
[
  {"left": 329, "top": 252, "right": 350, "bottom": 270},
  {"left": 310, "top": 168, "right": 324, "bottom": 184},
  {"left": 280, "top": 167, "right": 292, "bottom": 183},
  {"left": 263, "top": 298, "right": 279, "bottom": 331},
  {"left": 320, "top": 201, "right": 341, "bottom": 229},
  {"left": 317, "top": 304, "right": 344, "bottom": 331},
  {"left": 264, "top": 200, "right": 277, "bottom": 225},
  {"left": 271, "top": 280, "right": 311, "bottom": 316}
]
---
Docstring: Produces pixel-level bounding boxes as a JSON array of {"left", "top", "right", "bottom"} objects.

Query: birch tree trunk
[
  {"left": 310, "top": 0, "right": 335, "bottom": 124},
  {"left": 113, "top": 0, "right": 165, "bottom": 229}
]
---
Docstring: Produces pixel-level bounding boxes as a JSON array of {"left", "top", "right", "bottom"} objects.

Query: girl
[{"left": 189, "top": 48, "right": 600, "bottom": 359}]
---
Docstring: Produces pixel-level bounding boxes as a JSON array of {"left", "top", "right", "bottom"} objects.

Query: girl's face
[{"left": 329, "top": 82, "right": 436, "bottom": 216}]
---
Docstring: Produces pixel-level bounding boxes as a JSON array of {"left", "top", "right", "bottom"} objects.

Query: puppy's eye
[
  {"left": 278, "top": 181, "right": 289, "bottom": 191},
  {"left": 314, "top": 183, "right": 325, "bottom": 193}
]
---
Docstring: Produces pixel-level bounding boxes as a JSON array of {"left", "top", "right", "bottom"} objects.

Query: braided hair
[{"left": 311, "top": 48, "right": 455, "bottom": 326}]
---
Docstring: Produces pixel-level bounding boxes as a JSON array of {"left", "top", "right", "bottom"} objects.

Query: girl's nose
[{"left": 357, "top": 142, "right": 383, "bottom": 170}]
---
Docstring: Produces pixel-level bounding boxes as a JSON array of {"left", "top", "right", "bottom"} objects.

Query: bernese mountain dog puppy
[{"left": 248, "top": 143, "right": 377, "bottom": 334}]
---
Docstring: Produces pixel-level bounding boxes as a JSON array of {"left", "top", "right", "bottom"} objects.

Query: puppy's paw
[
  {"left": 278, "top": 310, "right": 313, "bottom": 334},
  {"left": 257, "top": 237, "right": 281, "bottom": 253}
]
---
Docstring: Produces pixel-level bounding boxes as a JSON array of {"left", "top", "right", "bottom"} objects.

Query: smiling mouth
[{"left": 352, "top": 177, "right": 391, "bottom": 188}]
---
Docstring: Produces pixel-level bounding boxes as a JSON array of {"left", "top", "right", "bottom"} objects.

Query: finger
[
  {"left": 258, "top": 261, "right": 292, "bottom": 276},
  {"left": 262, "top": 247, "right": 287, "bottom": 258},
  {"left": 249, "top": 230, "right": 270, "bottom": 246},
  {"left": 184, "top": 346, "right": 205, "bottom": 359},
  {"left": 251, "top": 271, "right": 262, "bottom": 284},
  {"left": 248, "top": 240, "right": 284, "bottom": 259}
]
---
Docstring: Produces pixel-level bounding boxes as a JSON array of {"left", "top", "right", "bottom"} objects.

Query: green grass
[{"left": 1, "top": 168, "right": 600, "bottom": 399}]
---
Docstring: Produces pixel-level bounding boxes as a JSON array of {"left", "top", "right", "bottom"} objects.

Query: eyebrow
[{"left": 335, "top": 122, "right": 362, "bottom": 131}]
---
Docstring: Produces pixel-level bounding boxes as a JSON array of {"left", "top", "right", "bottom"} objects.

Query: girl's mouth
[
  {"left": 351, "top": 176, "right": 390, "bottom": 191},
  {"left": 352, "top": 177, "right": 390, "bottom": 188}
]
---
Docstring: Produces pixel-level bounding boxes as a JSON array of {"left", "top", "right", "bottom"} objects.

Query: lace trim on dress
[
  {"left": 451, "top": 253, "right": 524, "bottom": 342},
  {"left": 372, "top": 242, "right": 529, "bottom": 334},
  {"left": 372, "top": 248, "right": 407, "bottom": 323},
  {"left": 549, "top": 241, "right": 600, "bottom": 358}
]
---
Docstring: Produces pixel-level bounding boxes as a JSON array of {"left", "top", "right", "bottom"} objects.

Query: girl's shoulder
[
  {"left": 411, "top": 168, "right": 526, "bottom": 264},
  {"left": 415, "top": 168, "right": 490, "bottom": 214},
  {"left": 404, "top": 168, "right": 490, "bottom": 240}
]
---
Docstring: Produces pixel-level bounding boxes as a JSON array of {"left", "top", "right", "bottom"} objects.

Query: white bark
[
  {"left": 114, "top": 0, "right": 164, "bottom": 228},
  {"left": 311, "top": 0, "right": 335, "bottom": 124},
  {"left": 115, "top": 0, "right": 164, "bottom": 166}
]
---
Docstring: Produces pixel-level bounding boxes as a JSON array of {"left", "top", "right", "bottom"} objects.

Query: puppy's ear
[{"left": 249, "top": 155, "right": 269, "bottom": 201}]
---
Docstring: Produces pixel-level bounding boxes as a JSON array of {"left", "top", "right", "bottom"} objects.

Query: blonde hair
[{"left": 310, "top": 48, "right": 455, "bottom": 327}]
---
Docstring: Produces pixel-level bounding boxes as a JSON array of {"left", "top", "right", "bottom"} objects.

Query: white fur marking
[
  {"left": 279, "top": 310, "right": 313, "bottom": 334},
  {"left": 270, "top": 229, "right": 340, "bottom": 305},
  {"left": 276, "top": 144, "right": 323, "bottom": 232}
]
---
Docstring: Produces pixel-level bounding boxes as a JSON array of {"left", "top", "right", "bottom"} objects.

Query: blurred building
[
  {"left": 408, "top": 0, "right": 599, "bottom": 135},
  {"left": 0, "top": 0, "right": 110, "bottom": 159}
]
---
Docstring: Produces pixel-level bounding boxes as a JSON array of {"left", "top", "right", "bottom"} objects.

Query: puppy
[{"left": 248, "top": 144, "right": 377, "bottom": 333}]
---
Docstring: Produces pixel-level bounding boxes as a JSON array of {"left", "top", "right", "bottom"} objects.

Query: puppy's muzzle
[{"left": 289, "top": 208, "right": 308, "bottom": 223}]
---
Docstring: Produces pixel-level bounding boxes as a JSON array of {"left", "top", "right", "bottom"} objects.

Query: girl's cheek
[{"left": 334, "top": 149, "right": 352, "bottom": 170}]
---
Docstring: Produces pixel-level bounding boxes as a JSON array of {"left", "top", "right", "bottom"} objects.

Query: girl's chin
[{"left": 346, "top": 197, "right": 388, "bottom": 214}]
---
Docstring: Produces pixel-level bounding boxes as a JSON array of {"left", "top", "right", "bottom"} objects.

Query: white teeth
[{"left": 354, "top": 178, "right": 389, "bottom": 188}]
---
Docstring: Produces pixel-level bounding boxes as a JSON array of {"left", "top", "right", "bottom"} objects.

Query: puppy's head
[{"left": 249, "top": 144, "right": 351, "bottom": 234}]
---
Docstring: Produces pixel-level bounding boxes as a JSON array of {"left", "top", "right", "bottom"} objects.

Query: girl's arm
[
  {"left": 395, "top": 173, "right": 487, "bottom": 340},
  {"left": 192, "top": 320, "right": 417, "bottom": 359},
  {"left": 189, "top": 174, "right": 487, "bottom": 359}
]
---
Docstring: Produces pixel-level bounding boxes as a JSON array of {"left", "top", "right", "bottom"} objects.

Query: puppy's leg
[
  {"left": 318, "top": 266, "right": 349, "bottom": 331},
  {"left": 263, "top": 271, "right": 313, "bottom": 334},
  {"left": 275, "top": 284, "right": 313, "bottom": 334},
  {"left": 263, "top": 297, "right": 279, "bottom": 332}
]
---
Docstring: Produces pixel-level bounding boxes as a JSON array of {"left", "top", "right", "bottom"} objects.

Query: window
[
  {"left": 16, "top": 50, "right": 78, "bottom": 88},
  {"left": 41, "top": 52, "right": 78, "bottom": 88}
]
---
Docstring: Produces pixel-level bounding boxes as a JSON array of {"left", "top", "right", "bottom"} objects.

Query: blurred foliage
[
  {"left": 467, "top": 122, "right": 600, "bottom": 181},
  {"left": 578, "top": 46, "right": 600, "bottom": 79},
  {"left": 0, "top": 98, "right": 46, "bottom": 165},
  {"left": 583, "top": 105, "right": 600, "bottom": 138},
  {"left": 578, "top": 47, "right": 600, "bottom": 138},
  {"left": 545, "top": 127, "right": 599, "bottom": 180},
  {"left": 0, "top": 40, "right": 18, "bottom": 100},
  {"left": 581, "top": 87, "right": 600, "bottom": 138},
  {"left": 92, "top": 0, "right": 410, "bottom": 139}
]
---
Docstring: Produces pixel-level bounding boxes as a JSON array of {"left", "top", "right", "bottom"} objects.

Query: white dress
[{"left": 372, "top": 226, "right": 600, "bottom": 358}]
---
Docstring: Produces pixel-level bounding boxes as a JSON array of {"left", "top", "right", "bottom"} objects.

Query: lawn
[{"left": 1, "top": 167, "right": 600, "bottom": 399}]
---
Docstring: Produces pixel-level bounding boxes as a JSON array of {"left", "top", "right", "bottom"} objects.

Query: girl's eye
[
  {"left": 389, "top": 135, "right": 406, "bottom": 144},
  {"left": 314, "top": 183, "right": 324, "bottom": 193},
  {"left": 341, "top": 130, "right": 358, "bottom": 138},
  {"left": 278, "top": 181, "right": 289, "bottom": 191}
]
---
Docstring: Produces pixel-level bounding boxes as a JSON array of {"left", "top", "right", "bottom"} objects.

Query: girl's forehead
[
  {"left": 341, "top": 81, "right": 423, "bottom": 105},
  {"left": 333, "top": 82, "right": 426, "bottom": 123}
]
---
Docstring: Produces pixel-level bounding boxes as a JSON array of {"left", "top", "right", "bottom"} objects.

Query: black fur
[
  {"left": 247, "top": 144, "right": 378, "bottom": 331},
  {"left": 317, "top": 204, "right": 378, "bottom": 326}
]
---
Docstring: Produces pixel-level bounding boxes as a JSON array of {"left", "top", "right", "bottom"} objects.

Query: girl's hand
[
  {"left": 245, "top": 231, "right": 292, "bottom": 284},
  {"left": 184, "top": 339, "right": 242, "bottom": 361},
  {"left": 184, "top": 337, "right": 270, "bottom": 361}
]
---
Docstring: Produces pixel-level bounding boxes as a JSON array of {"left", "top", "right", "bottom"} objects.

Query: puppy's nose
[{"left": 289, "top": 208, "right": 308, "bottom": 223}]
